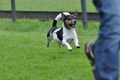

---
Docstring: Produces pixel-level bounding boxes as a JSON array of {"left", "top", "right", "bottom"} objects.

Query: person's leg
[{"left": 93, "top": 0, "right": 120, "bottom": 79}]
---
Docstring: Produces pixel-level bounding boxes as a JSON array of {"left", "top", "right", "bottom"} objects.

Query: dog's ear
[
  {"left": 74, "top": 10, "right": 78, "bottom": 17},
  {"left": 61, "top": 11, "right": 65, "bottom": 19}
]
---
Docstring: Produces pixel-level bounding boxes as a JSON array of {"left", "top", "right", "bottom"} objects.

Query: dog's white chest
[{"left": 63, "top": 28, "right": 76, "bottom": 38}]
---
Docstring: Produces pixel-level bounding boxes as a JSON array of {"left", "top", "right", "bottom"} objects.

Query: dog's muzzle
[
  {"left": 69, "top": 20, "right": 76, "bottom": 28},
  {"left": 69, "top": 23, "right": 76, "bottom": 28}
]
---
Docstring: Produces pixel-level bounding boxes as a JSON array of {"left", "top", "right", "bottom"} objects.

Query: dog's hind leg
[
  {"left": 46, "top": 30, "right": 52, "bottom": 47},
  {"left": 58, "top": 43, "right": 61, "bottom": 48},
  {"left": 46, "top": 37, "right": 52, "bottom": 47},
  {"left": 46, "top": 42, "right": 50, "bottom": 47}
]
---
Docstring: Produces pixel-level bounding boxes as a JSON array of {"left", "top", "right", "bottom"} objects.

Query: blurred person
[{"left": 84, "top": 0, "right": 120, "bottom": 80}]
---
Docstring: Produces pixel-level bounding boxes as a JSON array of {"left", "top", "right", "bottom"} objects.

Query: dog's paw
[
  {"left": 68, "top": 49, "right": 72, "bottom": 51},
  {"left": 76, "top": 46, "right": 80, "bottom": 48}
]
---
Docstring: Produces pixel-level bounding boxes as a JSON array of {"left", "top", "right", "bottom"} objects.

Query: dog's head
[{"left": 61, "top": 10, "right": 78, "bottom": 29}]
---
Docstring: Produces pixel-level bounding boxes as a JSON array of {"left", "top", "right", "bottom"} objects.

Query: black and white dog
[{"left": 46, "top": 10, "right": 80, "bottom": 51}]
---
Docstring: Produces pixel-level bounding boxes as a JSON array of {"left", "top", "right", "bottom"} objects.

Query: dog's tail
[{"left": 52, "top": 12, "right": 70, "bottom": 27}]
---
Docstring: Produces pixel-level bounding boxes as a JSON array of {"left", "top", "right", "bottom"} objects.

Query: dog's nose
[{"left": 74, "top": 21, "right": 76, "bottom": 25}]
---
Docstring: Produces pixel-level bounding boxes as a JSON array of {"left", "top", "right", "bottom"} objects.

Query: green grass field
[
  {"left": 0, "top": 19, "right": 100, "bottom": 80},
  {"left": 0, "top": 0, "right": 96, "bottom": 11}
]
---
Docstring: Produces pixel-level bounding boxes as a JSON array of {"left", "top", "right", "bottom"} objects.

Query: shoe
[{"left": 84, "top": 41, "right": 95, "bottom": 69}]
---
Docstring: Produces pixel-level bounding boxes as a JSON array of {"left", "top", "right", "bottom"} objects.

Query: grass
[
  {"left": 0, "top": 0, "right": 96, "bottom": 11},
  {"left": 0, "top": 19, "right": 100, "bottom": 80}
]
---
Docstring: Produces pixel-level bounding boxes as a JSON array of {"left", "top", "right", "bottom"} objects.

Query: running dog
[{"left": 46, "top": 10, "right": 80, "bottom": 51}]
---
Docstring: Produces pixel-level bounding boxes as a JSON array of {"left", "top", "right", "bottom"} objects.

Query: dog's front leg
[
  {"left": 62, "top": 40, "right": 72, "bottom": 51},
  {"left": 74, "top": 37, "right": 80, "bottom": 48}
]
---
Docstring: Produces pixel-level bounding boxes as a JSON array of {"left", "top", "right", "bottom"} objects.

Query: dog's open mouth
[{"left": 69, "top": 23, "right": 76, "bottom": 28}]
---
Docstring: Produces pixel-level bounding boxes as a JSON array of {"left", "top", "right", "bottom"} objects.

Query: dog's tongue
[{"left": 69, "top": 24, "right": 76, "bottom": 28}]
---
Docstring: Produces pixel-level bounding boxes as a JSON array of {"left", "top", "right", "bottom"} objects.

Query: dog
[{"left": 46, "top": 10, "right": 80, "bottom": 51}]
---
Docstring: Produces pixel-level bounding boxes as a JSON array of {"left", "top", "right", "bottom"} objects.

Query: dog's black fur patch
[{"left": 56, "top": 28, "right": 63, "bottom": 41}]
